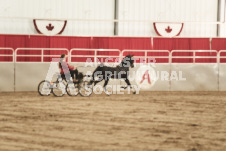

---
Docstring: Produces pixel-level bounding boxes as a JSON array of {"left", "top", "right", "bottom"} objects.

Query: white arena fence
[
  {"left": 15, "top": 48, "right": 69, "bottom": 62},
  {"left": 70, "top": 48, "right": 121, "bottom": 63},
  {"left": 0, "top": 47, "right": 226, "bottom": 91},
  {"left": 0, "top": 48, "right": 14, "bottom": 91}
]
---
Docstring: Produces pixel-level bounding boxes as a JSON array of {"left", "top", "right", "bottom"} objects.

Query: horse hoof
[
  {"left": 104, "top": 90, "right": 111, "bottom": 96},
  {"left": 121, "top": 86, "right": 126, "bottom": 89}
]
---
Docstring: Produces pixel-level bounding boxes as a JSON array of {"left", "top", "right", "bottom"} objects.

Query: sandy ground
[{"left": 0, "top": 91, "right": 226, "bottom": 151}]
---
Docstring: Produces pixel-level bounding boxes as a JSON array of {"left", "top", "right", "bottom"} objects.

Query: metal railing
[
  {"left": 171, "top": 50, "right": 218, "bottom": 63},
  {"left": 15, "top": 48, "right": 69, "bottom": 62},
  {"left": 121, "top": 50, "right": 171, "bottom": 63},
  {"left": 70, "top": 48, "right": 121, "bottom": 63},
  {"left": 218, "top": 50, "right": 226, "bottom": 63},
  {"left": 0, "top": 48, "right": 226, "bottom": 63},
  {"left": 0, "top": 48, "right": 14, "bottom": 62}
]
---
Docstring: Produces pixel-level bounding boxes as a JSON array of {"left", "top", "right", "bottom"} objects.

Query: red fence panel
[
  {"left": 153, "top": 38, "right": 210, "bottom": 51},
  {"left": 0, "top": 48, "right": 14, "bottom": 62},
  {"left": 212, "top": 38, "right": 226, "bottom": 51}
]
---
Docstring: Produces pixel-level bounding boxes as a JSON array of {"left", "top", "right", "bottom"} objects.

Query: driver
[{"left": 58, "top": 54, "right": 78, "bottom": 82}]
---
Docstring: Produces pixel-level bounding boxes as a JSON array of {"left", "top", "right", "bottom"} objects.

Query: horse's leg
[
  {"left": 89, "top": 65, "right": 102, "bottom": 85},
  {"left": 124, "top": 78, "right": 131, "bottom": 87},
  {"left": 124, "top": 78, "right": 136, "bottom": 94},
  {"left": 103, "top": 79, "right": 110, "bottom": 95},
  {"left": 94, "top": 77, "right": 103, "bottom": 86},
  {"left": 89, "top": 72, "right": 96, "bottom": 85}
]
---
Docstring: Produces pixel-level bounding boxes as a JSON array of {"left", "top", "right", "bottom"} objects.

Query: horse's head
[{"left": 121, "top": 55, "right": 134, "bottom": 68}]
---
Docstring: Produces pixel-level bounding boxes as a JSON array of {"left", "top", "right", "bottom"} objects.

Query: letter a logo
[
  {"left": 136, "top": 65, "right": 157, "bottom": 90},
  {"left": 140, "top": 70, "right": 151, "bottom": 84}
]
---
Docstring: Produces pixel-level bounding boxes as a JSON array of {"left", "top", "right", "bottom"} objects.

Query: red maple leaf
[
  {"left": 165, "top": 26, "right": 172, "bottom": 33},
  {"left": 46, "top": 23, "right": 54, "bottom": 31}
]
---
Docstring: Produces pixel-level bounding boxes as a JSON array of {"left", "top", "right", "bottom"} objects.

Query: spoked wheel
[
  {"left": 79, "top": 81, "right": 93, "bottom": 97},
  {"left": 52, "top": 82, "right": 66, "bottom": 97},
  {"left": 38, "top": 80, "right": 51, "bottom": 96},
  {"left": 66, "top": 82, "right": 79, "bottom": 96}
]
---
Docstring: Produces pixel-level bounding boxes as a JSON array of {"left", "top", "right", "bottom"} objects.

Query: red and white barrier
[{"left": 0, "top": 48, "right": 226, "bottom": 91}]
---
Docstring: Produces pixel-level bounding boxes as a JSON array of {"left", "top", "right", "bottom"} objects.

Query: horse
[{"left": 89, "top": 55, "right": 135, "bottom": 95}]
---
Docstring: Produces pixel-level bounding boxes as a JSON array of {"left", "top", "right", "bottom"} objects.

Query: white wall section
[
  {"left": 117, "top": 0, "right": 218, "bottom": 37},
  {"left": 0, "top": 0, "right": 115, "bottom": 36},
  {"left": 0, "top": 63, "right": 14, "bottom": 91},
  {"left": 0, "top": 0, "right": 223, "bottom": 37},
  {"left": 2, "top": 62, "right": 223, "bottom": 91}
]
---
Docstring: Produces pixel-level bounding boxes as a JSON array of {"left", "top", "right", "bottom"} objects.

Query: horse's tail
[{"left": 78, "top": 72, "right": 83, "bottom": 81}]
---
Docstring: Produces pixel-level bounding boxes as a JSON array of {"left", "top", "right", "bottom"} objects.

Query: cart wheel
[
  {"left": 66, "top": 82, "right": 79, "bottom": 96},
  {"left": 52, "top": 81, "right": 66, "bottom": 97},
  {"left": 38, "top": 80, "right": 51, "bottom": 96},
  {"left": 79, "top": 81, "right": 93, "bottom": 97}
]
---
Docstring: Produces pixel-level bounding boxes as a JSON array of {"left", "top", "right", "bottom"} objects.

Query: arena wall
[
  {"left": 0, "top": 0, "right": 223, "bottom": 37},
  {"left": 127, "top": 64, "right": 171, "bottom": 91},
  {"left": 0, "top": 63, "right": 14, "bottom": 91},
  {"left": 1, "top": 62, "right": 225, "bottom": 92},
  {"left": 0, "top": 0, "right": 115, "bottom": 36},
  {"left": 13, "top": 62, "right": 121, "bottom": 91},
  {"left": 15, "top": 63, "right": 51, "bottom": 91},
  {"left": 2, "top": 36, "right": 226, "bottom": 52},
  {"left": 219, "top": 64, "right": 226, "bottom": 91},
  {"left": 170, "top": 63, "right": 218, "bottom": 91},
  {"left": 0, "top": 36, "right": 226, "bottom": 92},
  {"left": 117, "top": 0, "right": 218, "bottom": 37}
]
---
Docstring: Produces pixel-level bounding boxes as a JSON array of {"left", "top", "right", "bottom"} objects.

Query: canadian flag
[
  {"left": 33, "top": 19, "right": 67, "bottom": 36},
  {"left": 153, "top": 22, "right": 184, "bottom": 37}
]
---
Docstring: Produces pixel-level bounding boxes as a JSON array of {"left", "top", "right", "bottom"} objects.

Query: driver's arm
[{"left": 67, "top": 63, "right": 75, "bottom": 70}]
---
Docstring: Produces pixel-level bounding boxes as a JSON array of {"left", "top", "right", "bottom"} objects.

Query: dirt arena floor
[{"left": 0, "top": 91, "right": 226, "bottom": 151}]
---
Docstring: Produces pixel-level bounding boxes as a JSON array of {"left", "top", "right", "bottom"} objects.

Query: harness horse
[{"left": 89, "top": 55, "right": 136, "bottom": 95}]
